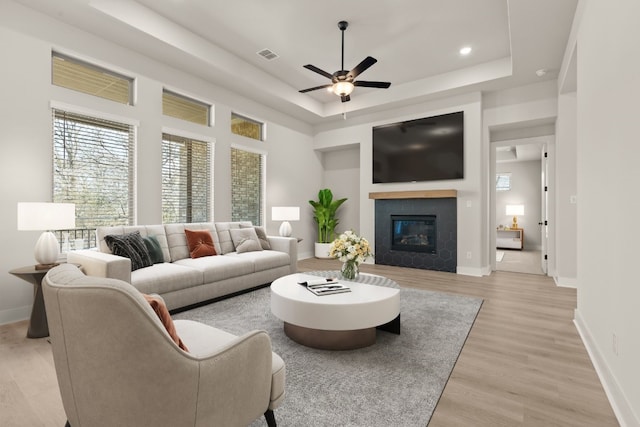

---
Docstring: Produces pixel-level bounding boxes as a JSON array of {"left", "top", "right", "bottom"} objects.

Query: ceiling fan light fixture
[{"left": 333, "top": 81, "right": 354, "bottom": 96}]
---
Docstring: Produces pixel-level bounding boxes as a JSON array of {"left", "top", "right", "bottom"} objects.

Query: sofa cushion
[
  {"left": 225, "top": 250, "right": 290, "bottom": 272},
  {"left": 130, "top": 263, "right": 203, "bottom": 295},
  {"left": 165, "top": 223, "right": 219, "bottom": 262},
  {"left": 174, "top": 255, "right": 254, "bottom": 283},
  {"left": 229, "top": 228, "right": 263, "bottom": 253},
  {"left": 97, "top": 225, "right": 170, "bottom": 263},
  {"left": 105, "top": 231, "right": 153, "bottom": 271},
  {"left": 185, "top": 229, "right": 217, "bottom": 258},
  {"left": 143, "top": 294, "right": 188, "bottom": 352},
  {"left": 143, "top": 236, "right": 165, "bottom": 264},
  {"left": 240, "top": 224, "right": 271, "bottom": 250},
  {"left": 214, "top": 222, "right": 253, "bottom": 254}
]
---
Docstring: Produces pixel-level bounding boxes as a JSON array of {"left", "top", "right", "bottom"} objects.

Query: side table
[{"left": 9, "top": 264, "right": 79, "bottom": 338}]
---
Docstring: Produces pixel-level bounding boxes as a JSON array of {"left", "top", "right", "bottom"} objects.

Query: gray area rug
[{"left": 174, "top": 276, "right": 483, "bottom": 426}]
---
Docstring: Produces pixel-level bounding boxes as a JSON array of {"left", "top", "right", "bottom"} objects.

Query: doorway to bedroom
[{"left": 493, "top": 135, "right": 550, "bottom": 276}]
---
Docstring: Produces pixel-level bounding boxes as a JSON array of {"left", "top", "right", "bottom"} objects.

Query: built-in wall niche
[{"left": 371, "top": 191, "right": 457, "bottom": 272}]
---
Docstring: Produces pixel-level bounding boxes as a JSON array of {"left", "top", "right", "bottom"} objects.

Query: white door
[{"left": 540, "top": 144, "right": 548, "bottom": 274}]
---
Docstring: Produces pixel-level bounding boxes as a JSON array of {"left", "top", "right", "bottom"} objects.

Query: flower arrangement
[{"left": 329, "top": 230, "right": 373, "bottom": 279}]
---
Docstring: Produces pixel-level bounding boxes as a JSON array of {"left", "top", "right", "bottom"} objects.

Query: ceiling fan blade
[
  {"left": 303, "top": 64, "right": 334, "bottom": 80},
  {"left": 341, "top": 95, "right": 351, "bottom": 103},
  {"left": 299, "top": 84, "right": 333, "bottom": 93},
  {"left": 348, "top": 56, "right": 377, "bottom": 79},
  {"left": 354, "top": 80, "right": 391, "bottom": 89}
]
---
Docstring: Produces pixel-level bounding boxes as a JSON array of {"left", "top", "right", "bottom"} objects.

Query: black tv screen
[{"left": 372, "top": 111, "right": 464, "bottom": 183}]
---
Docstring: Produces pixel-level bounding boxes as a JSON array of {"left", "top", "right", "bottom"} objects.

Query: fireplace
[
  {"left": 372, "top": 192, "right": 457, "bottom": 273},
  {"left": 391, "top": 215, "right": 436, "bottom": 254}
]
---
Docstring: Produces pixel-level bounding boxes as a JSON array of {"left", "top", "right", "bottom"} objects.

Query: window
[
  {"left": 162, "top": 133, "right": 212, "bottom": 223},
  {"left": 162, "top": 90, "right": 210, "bottom": 126},
  {"left": 496, "top": 173, "right": 512, "bottom": 191},
  {"left": 231, "top": 147, "right": 264, "bottom": 225},
  {"left": 52, "top": 52, "right": 133, "bottom": 105},
  {"left": 231, "top": 113, "right": 264, "bottom": 141},
  {"left": 53, "top": 109, "right": 135, "bottom": 228}
]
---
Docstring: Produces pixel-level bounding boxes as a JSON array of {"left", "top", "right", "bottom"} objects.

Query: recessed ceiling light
[
  {"left": 536, "top": 68, "right": 548, "bottom": 77},
  {"left": 459, "top": 46, "right": 472, "bottom": 56}
]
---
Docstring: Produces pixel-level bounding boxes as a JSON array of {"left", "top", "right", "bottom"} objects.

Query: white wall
[
  {"left": 496, "top": 160, "right": 542, "bottom": 250},
  {"left": 573, "top": 0, "right": 640, "bottom": 424},
  {"left": 321, "top": 147, "right": 360, "bottom": 236},
  {"left": 555, "top": 92, "right": 578, "bottom": 286},
  {"left": 0, "top": 4, "right": 318, "bottom": 325},
  {"left": 314, "top": 92, "right": 485, "bottom": 275}
]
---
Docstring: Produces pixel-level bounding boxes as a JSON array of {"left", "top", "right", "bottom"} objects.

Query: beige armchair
[{"left": 43, "top": 264, "right": 285, "bottom": 427}]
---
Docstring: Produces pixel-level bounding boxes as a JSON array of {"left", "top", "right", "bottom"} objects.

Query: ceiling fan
[{"left": 299, "top": 21, "right": 391, "bottom": 103}]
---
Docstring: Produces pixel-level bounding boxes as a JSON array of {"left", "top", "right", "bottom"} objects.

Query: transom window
[
  {"left": 51, "top": 52, "right": 133, "bottom": 105},
  {"left": 53, "top": 109, "right": 135, "bottom": 227},
  {"left": 162, "top": 90, "right": 210, "bottom": 126},
  {"left": 162, "top": 133, "right": 212, "bottom": 223},
  {"left": 231, "top": 113, "right": 264, "bottom": 141}
]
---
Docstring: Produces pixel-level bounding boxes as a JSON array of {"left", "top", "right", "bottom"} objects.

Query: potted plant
[{"left": 308, "top": 188, "right": 347, "bottom": 258}]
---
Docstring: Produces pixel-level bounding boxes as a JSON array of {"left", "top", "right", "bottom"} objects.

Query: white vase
[{"left": 314, "top": 242, "right": 332, "bottom": 259}]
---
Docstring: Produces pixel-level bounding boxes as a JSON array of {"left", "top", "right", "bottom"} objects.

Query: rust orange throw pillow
[
  {"left": 185, "top": 229, "right": 217, "bottom": 258},
  {"left": 143, "top": 294, "right": 189, "bottom": 352}
]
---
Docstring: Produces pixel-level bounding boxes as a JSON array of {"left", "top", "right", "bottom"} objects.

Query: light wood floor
[{"left": 0, "top": 259, "right": 618, "bottom": 426}]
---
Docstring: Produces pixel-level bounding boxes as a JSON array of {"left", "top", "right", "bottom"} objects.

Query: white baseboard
[
  {"left": 456, "top": 266, "right": 484, "bottom": 277},
  {"left": 0, "top": 305, "right": 30, "bottom": 327},
  {"left": 574, "top": 309, "right": 638, "bottom": 426},
  {"left": 554, "top": 276, "right": 578, "bottom": 288}
]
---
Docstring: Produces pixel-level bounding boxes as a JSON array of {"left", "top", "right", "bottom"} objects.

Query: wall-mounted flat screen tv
[{"left": 372, "top": 111, "right": 464, "bottom": 183}]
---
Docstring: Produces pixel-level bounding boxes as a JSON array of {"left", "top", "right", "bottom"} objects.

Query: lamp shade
[
  {"left": 272, "top": 206, "right": 300, "bottom": 237},
  {"left": 18, "top": 202, "right": 76, "bottom": 231},
  {"left": 505, "top": 204, "right": 524, "bottom": 216},
  {"left": 271, "top": 206, "right": 300, "bottom": 221},
  {"left": 332, "top": 81, "right": 354, "bottom": 96}
]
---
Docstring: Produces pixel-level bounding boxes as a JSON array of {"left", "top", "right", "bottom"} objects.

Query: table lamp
[
  {"left": 505, "top": 204, "right": 524, "bottom": 229},
  {"left": 18, "top": 202, "right": 76, "bottom": 269},
  {"left": 271, "top": 206, "right": 300, "bottom": 237}
]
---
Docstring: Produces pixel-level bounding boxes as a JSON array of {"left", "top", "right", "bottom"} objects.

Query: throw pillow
[
  {"left": 143, "top": 235, "right": 164, "bottom": 264},
  {"left": 185, "top": 229, "right": 217, "bottom": 258},
  {"left": 241, "top": 224, "right": 271, "bottom": 250},
  {"left": 143, "top": 294, "right": 188, "bottom": 352},
  {"left": 105, "top": 231, "right": 153, "bottom": 271},
  {"left": 229, "top": 228, "right": 263, "bottom": 253}
]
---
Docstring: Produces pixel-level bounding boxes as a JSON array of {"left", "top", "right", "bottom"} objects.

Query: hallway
[{"left": 496, "top": 249, "right": 545, "bottom": 275}]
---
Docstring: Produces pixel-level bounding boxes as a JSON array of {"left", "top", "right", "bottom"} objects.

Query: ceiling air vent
[{"left": 257, "top": 48, "right": 279, "bottom": 61}]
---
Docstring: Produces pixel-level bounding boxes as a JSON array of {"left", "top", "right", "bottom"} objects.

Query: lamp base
[
  {"left": 279, "top": 221, "right": 292, "bottom": 237},
  {"left": 512, "top": 216, "right": 518, "bottom": 229},
  {"left": 34, "top": 231, "right": 61, "bottom": 266}
]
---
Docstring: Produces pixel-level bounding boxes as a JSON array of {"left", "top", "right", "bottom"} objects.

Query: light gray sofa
[{"left": 68, "top": 221, "right": 297, "bottom": 310}]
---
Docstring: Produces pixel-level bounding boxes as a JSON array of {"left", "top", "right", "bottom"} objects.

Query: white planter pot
[{"left": 314, "top": 242, "right": 332, "bottom": 259}]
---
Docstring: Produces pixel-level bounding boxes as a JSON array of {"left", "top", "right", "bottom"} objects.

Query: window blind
[
  {"left": 231, "top": 112, "right": 264, "bottom": 141},
  {"left": 53, "top": 109, "right": 135, "bottom": 227},
  {"left": 162, "top": 133, "right": 211, "bottom": 223},
  {"left": 162, "top": 90, "right": 210, "bottom": 126},
  {"left": 52, "top": 52, "right": 133, "bottom": 105},
  {"left": 231, "top": 147, "right": 264, "bottom": 225}
]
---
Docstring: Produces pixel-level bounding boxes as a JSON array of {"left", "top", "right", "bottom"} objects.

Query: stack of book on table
[{"left": 297, "top": 278, "right": 351, "bottom": 296}]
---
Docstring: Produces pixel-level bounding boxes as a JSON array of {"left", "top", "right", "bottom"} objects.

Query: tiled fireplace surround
[{"left": 371, "top": 190, "right": 457, "bottom": 273}]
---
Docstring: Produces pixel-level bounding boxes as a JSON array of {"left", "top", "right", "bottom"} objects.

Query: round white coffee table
[{"left": 270, "top": 272, "right": 400, "bottom": 350}]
